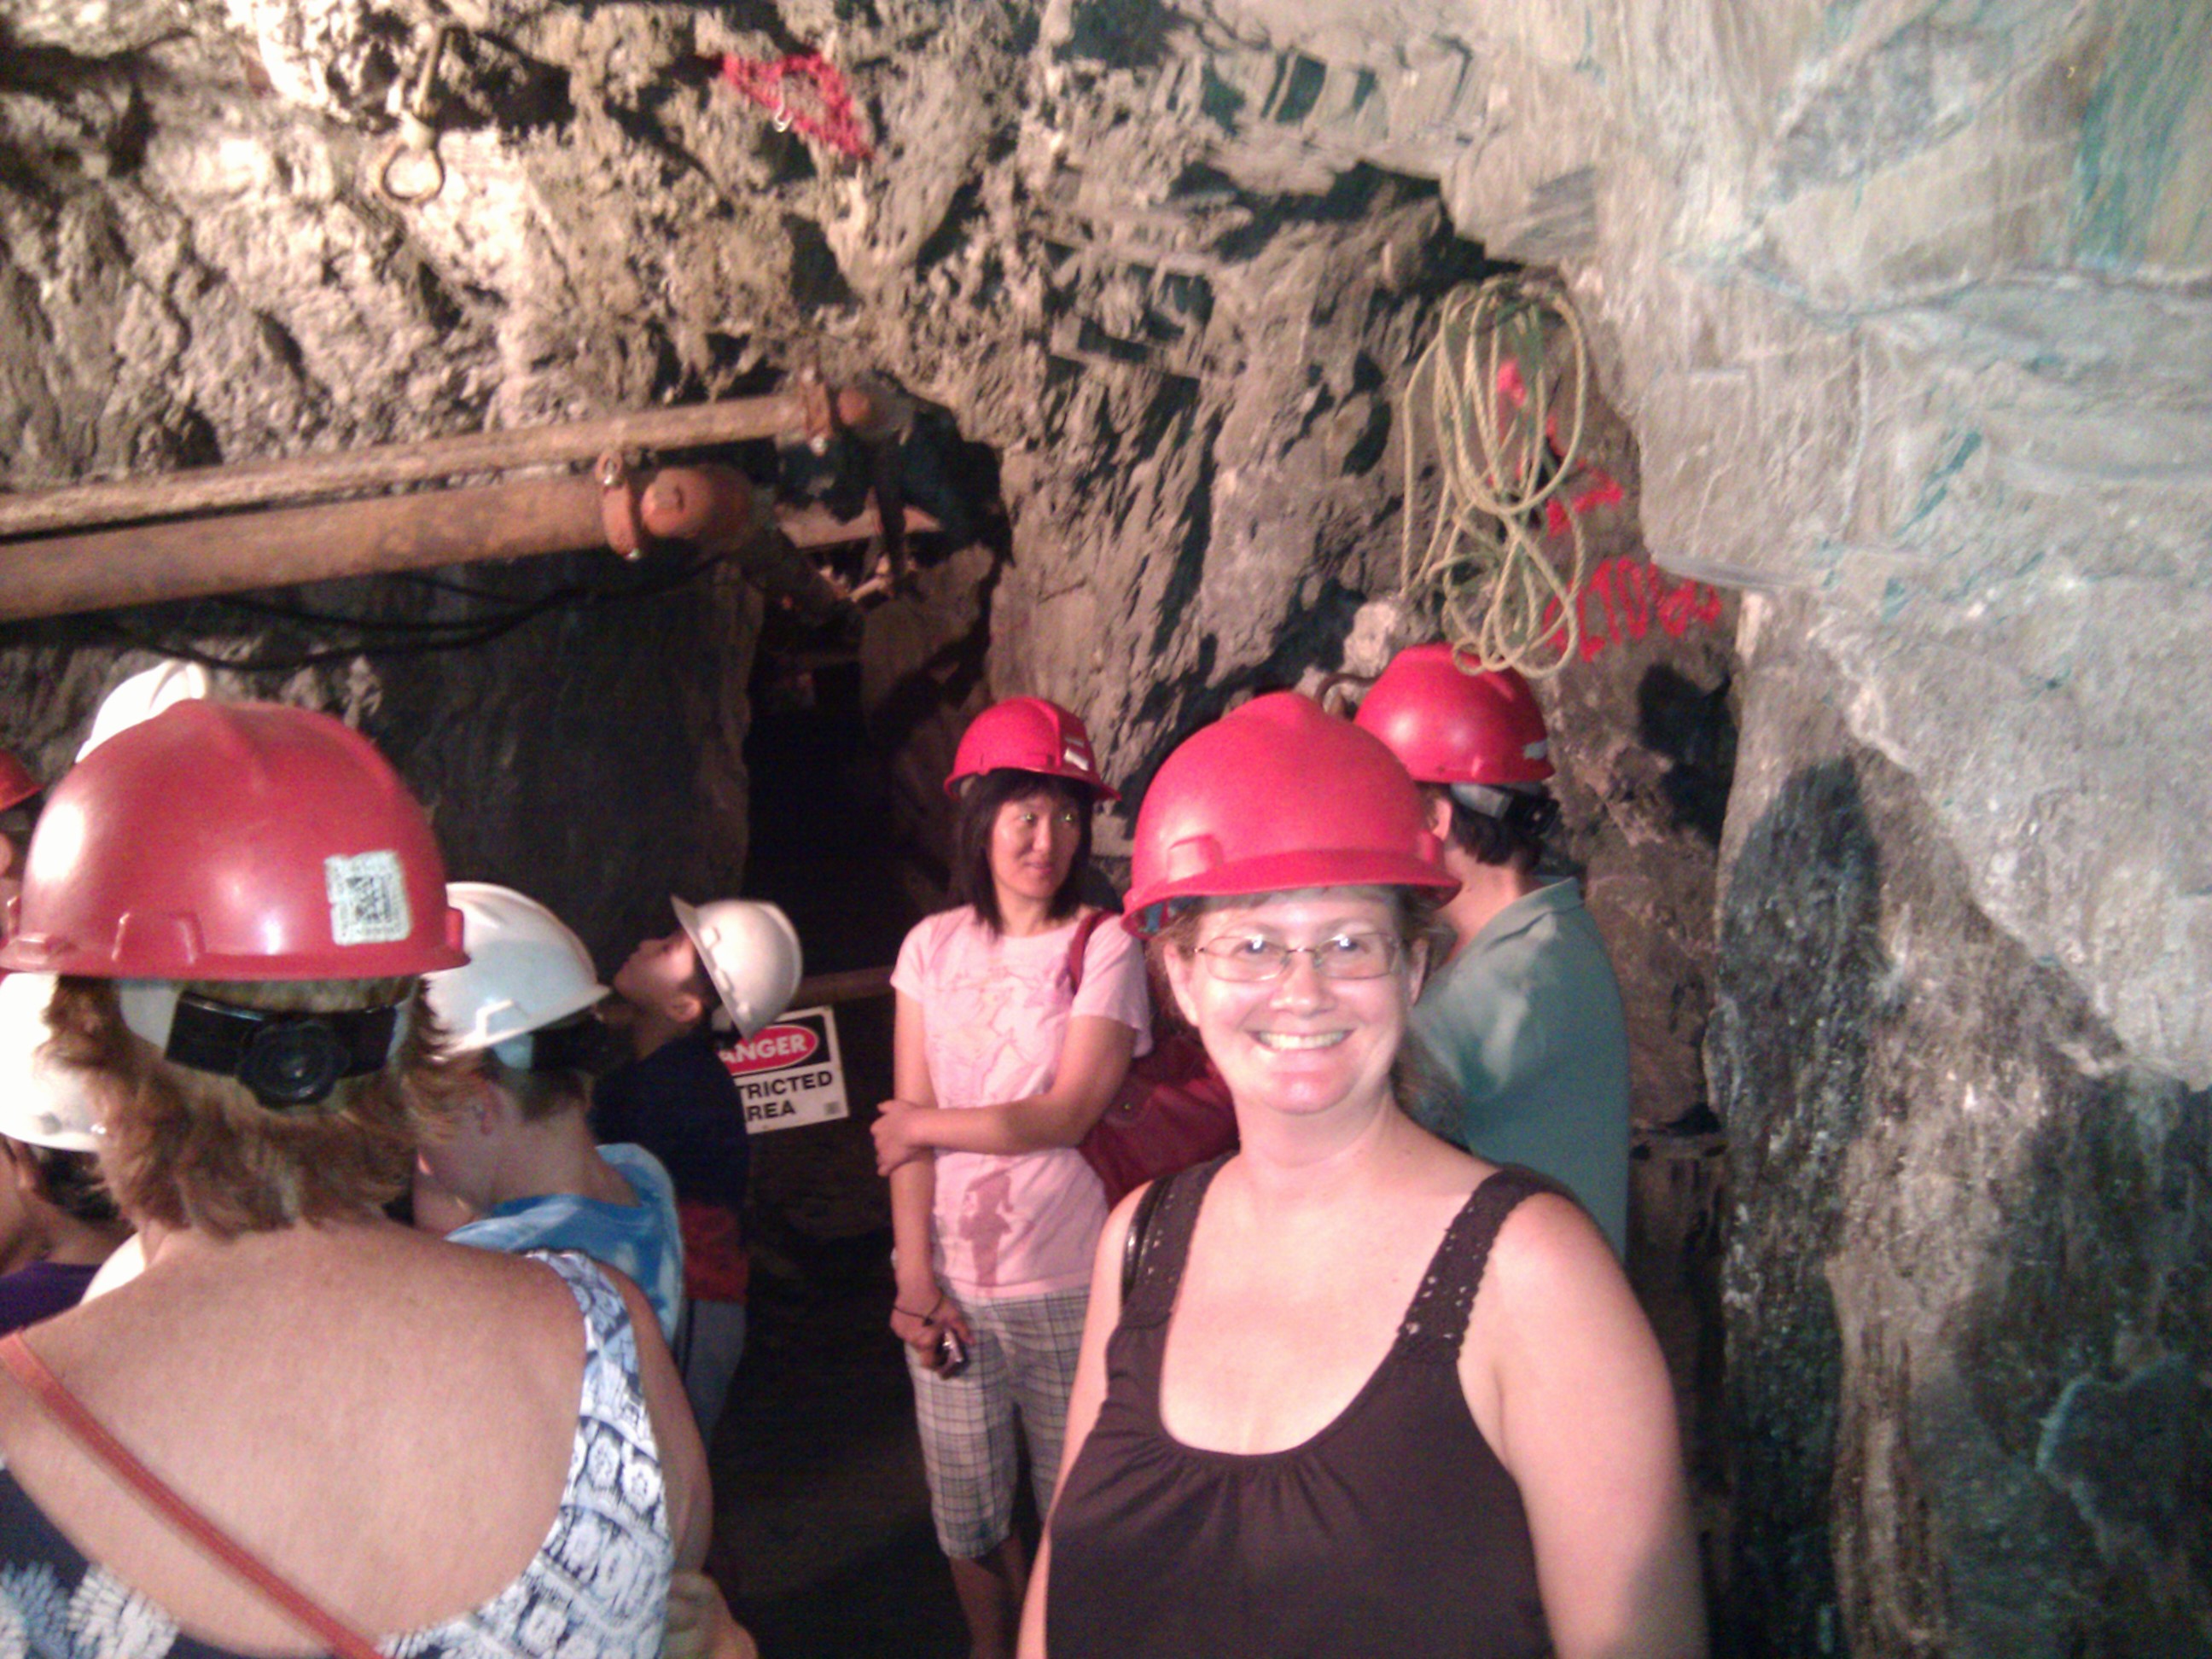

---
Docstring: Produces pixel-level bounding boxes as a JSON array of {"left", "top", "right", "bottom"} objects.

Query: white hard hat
[
  {"left": 0, "top": 973, "right": 104, "bottom": 1151},
  {"left": 77, "top": 661, "right": 212, "bottom": 762},
  {"left": 426, "top": 883, "right": 608, "bottom": 1060},
  {"left": 672, "top": 898, "right": 803, "bottom": 1040}
]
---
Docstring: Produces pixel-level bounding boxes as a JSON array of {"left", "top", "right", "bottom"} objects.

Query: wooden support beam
[
  {"left": 0, "top": 394, "right": 811, "bottom": 538},
  {"left": 789, "top": 966, "right": 895, "bottom": 1008},
  {"left": 0, "top": 481, "right": 935, "bottom": 624}
]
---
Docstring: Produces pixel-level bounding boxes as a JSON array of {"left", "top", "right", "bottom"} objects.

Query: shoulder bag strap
[
  {"left": 1118, "top": 1172, "right": 1173, "bottom": 1303},
  {"left": 0, "top": 1333, "right": 387, "bottom": 1659},
  {"left": 1064, "top": 907, "right": 1111, "bottom": 994}
]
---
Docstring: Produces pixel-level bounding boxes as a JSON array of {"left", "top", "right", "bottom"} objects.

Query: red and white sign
[
  {"left": 724, "top": 1023, "right": 822, "bottom": 1074},
  {"left": 717, "top": 1006, "right": 848, "bottom": 1132}
]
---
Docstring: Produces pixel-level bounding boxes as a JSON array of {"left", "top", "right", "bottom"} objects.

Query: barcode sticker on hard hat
[{"left": 326, "top": 852, "right": 412, "bottom": 946}]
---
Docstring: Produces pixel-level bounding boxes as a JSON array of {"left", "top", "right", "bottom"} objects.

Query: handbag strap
[
  {"left": 1063, "top": 907, "right": 1112, "bottom": 994},
  {"left": 1118, "top": 1172, "right": 1173, "bottom": 1303},
  {"left": 0, "top": 1333, "right": 387, "bottom": 1659}
]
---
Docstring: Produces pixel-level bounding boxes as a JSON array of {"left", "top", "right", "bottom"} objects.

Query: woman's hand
[
  {"left": 662, "top": 1569, "right": 760, "bottom": 1659},
  {"left": 872, "top": 1097, "right": 934, "bottom": 1174},
  {"left": 890, "top": 1281, "right": 973, "bottom": 1370}
]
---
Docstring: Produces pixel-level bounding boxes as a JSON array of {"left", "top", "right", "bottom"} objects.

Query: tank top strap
[
  {"left": 1395, "top": 1164, "right": 1565, "bottom": 1366},
  {"left": 1118, "top": 1153, "right": 1232, "bottom": 1330},
  {"left": 527, "top": 1247, "right": 646, "bottom": 1396}
]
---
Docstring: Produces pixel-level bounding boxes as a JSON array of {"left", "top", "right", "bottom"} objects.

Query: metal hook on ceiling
[{"left": 375, "top": 21, "right": 457, "bottom": 206}]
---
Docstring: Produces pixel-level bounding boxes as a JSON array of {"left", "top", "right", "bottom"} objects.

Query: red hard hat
[
  {"left": 946, "top": 696, "right": 1120, "bottom": 802},
  {"left": 1353, "top": 643, "right": 1554, "bottom": 787},
  {"left": 0, "top": 751, "right": 38, "bottom": 813},
  {"left": 1123, "top": 691, "right": 1458, "bottom": 934},
  {"left": 0, "top": 701, "right": 467, "bottom": 981}
]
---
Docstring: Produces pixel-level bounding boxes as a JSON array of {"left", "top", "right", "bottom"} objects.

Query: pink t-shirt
[{"left": 892, "top": 906, "right": 1154, "bottom": 1298}]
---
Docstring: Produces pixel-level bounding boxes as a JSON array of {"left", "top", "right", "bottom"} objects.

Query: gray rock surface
[
  {"left": 0, "top": 553, "right": 760, "bottom": 967},
  {"left": 1163, "top": 0, "right": 2212, "bottom": 1087},
  {"left": 1715, "top": 597, "right": 2211, "bottom": 1655}
]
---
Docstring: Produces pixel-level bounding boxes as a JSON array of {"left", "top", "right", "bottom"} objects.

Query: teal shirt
[
  {"left": 448, "top": 1143, "right": 686, "bottom": 1343},
  {"left": 1412, "top": 879, "right": 1632, "bottom": 1258}
]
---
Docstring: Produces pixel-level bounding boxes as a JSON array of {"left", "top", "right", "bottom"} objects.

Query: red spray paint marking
[
  {"left": 1477, "top": 362, "right": 1716, "bottom": 659},
  {"left": 717, "top": 53, "right": 874, "bottom": 160},
  {"left": 1543, "top": 472, "right": 1625, "bottom": 537},
  {"left": 1541, "top": 556, "right": 1725, "bottom": 661},
  {"left": 1485, "top": 362, "right": 1627, "bottom": 534}
]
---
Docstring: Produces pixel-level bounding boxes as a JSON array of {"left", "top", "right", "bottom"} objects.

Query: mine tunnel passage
[{"left": 1, "top": 341, "right": 1735, "bottom": 1659}]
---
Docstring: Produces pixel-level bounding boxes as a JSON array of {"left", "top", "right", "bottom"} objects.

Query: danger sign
[{"left": 719, "top": 1007, "right": 849, "bottom": 1133}]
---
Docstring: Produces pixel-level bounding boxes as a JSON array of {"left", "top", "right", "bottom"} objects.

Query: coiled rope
[{"left": 1399, "top": 275, "right": 1592, "bottom": 678}]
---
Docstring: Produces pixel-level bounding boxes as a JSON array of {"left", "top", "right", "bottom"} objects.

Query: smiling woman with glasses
[
  {"left": 1194, "top": 928, "right": 1404, "bottom": 979},
  {"left": 1016, "top": 691, "right": 1706, "bottom": 1659}
]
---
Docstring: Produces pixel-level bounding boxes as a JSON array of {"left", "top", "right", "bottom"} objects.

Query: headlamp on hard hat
[
  {"left": 118, "top": 982, "right": 407, "bottom": 1109},
  {"left": 1447, "top": 782, "right": 1561, "bottom": 843}
]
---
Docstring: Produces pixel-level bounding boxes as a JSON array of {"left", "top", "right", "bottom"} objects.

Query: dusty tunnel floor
[
  {"left": 710, "top": 1184, "right": 971, "bottom": 1659},
  {"left": 712, "top": 662, "right": 980, "bottom": 1657}
]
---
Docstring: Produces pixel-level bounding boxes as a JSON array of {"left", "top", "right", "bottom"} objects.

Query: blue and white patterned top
[
  {"left": 448, "top": 1144, "right": 685, "bottom": 1343},
  {"left": 0, "top": 1250, "right": 672, "bottom": 1658}
]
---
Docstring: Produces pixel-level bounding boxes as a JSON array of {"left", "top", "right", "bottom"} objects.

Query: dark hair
[
  {"left": 474, "top": 1052, "right": 592, "bottom": 1125},
  {"left": 1149, "top": 886, "right": 1458, "bottom": 1125},
  {"left": 950, "top": 769, "right": 1096, "bottom": 935},
  {"left": 0, "top": 806, "right": 37, "bottom": 864},
  {"left": 1423, "top": 783, "right": 1553, "bottom": 872},
  {"left": 12, "top": 1143, "right": 119, "bottom": 1226}
]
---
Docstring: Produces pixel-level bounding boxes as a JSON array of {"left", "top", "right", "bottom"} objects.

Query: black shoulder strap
[
  {"left": 1119, "top": 1173, "right": 1173, "bottom": 1302},
  {"left": 1397, "top": 1165, "right": 1567, "bottom": 1365},
  {"left": 1115, "top": 1153, "right": 1231, "bottom": 1324}
]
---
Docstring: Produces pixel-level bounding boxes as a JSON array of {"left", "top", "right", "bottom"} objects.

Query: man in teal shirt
[{"left": 1357, "top": 645, "right": 1633, "bottom": 1257}]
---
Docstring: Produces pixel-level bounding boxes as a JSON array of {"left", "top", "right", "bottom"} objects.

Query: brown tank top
[{"left": 1045, "top": 1156, "right": 1554, "bottom": 1659}]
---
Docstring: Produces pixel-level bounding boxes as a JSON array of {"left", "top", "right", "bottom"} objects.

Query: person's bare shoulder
[
  {"left": 1483, "top": 1186, "right": 1617, "bottom": 1298},
  {"left": 1464, "top": 1183, "right": 1640, "bottom": 1391}
]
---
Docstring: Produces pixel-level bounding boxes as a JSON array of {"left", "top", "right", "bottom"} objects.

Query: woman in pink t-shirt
[{"left": 872, "top": 698, "right": 1152, "bottom": 1659}]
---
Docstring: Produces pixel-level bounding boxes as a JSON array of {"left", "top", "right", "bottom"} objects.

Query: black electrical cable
[
  {"left": 397, "top": 568, "right": 556, "bottom": 601},
  {"left": 201, "top": 593, "right": 527, "bottom": 635},
  {"left": 92, "top": 547, "right": 725, "bottom": 676},
  {"left": 200, "top": 552, "right": 725, "bottom": 636}
]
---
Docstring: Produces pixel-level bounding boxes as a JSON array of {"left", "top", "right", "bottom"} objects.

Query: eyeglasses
[{"left": 1194, "top": 931, "right": 1402, "bottom": 981}]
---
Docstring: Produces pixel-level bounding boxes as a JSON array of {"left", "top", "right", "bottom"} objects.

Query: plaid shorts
[{"left": 907, "top": 1284, "right": 1090, "bottom": 1558}]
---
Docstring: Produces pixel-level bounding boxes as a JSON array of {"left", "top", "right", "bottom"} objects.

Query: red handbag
[{"left": 1066, "top": 911, "right": 1239, "bottom": 1207}]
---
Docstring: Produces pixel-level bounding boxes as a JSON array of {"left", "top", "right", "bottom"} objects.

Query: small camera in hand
[{"left": 935, "top": 1326, "right": 969, "bottom": 1377}]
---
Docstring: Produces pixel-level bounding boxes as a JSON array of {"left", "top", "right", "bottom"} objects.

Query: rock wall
[
  {"left": 0, "top": 554, "right": 760, "bottom": 965},
  {"left": 1716, "top": 597, "right": 2211, "bottom": 1656},
  {"left": 1148, "top": 0, "right": 2212, "bottom": 1090}
]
